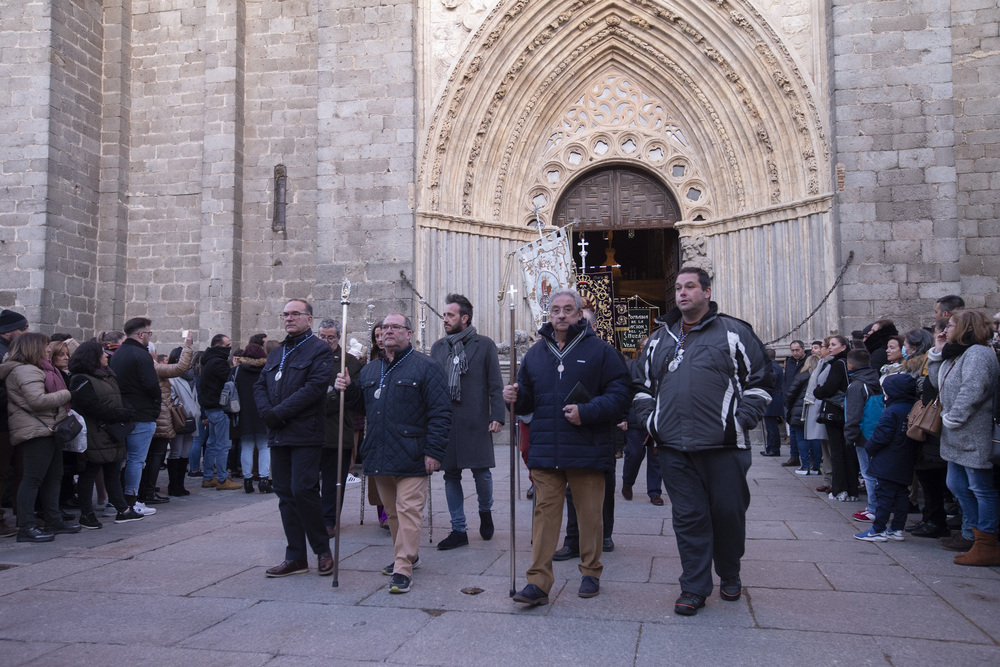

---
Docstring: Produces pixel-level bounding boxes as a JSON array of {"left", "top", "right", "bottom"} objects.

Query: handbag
[
  {"left": 915, "top": 397, "right": 942, "bottom": 436},
  {"left": 816, "top": 399, "right": 844, "bottom": 426},
  {"left": 31, "top": 410, "right": 83, "bottom": 446},
  {"left": 906, "top": 401, "right": 928, "bottom": 441},
  {"left": 169, "top": 402, "right": 197, "bottom": 434},
  {"left": 102, "top": 420, "right": 135, "bottom": 443}
]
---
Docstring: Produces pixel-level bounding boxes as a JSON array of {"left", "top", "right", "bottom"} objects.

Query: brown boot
[{"left": 954, "top": 528, "right": 1000, "bottom": 566}]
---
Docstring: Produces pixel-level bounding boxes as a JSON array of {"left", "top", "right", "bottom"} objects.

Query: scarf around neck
[
  {"left": 445, "top": 325, "right": 477, "bottom": 402},
  {"left": 941, "top": 342, "right": 971, "bottom": 360}
]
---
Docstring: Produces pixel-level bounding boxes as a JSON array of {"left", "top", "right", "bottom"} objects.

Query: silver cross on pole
[{"left": 577, "top": 235, "right": 589, "bottom": 274}]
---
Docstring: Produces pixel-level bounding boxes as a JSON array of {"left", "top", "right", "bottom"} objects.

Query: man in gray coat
[{"left": 430, "top": 294, "right": 505, "bottom": 550}]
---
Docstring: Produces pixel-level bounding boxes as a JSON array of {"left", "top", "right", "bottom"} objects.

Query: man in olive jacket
[
  {"left": 255, "top": 299, "right": 334, "bottom": 578},
  {"left": 429, "top": 294, "right": 505, "bottom": 551},
  {"left": 336, "top": 312, "right": 451, "bottom": 594}
]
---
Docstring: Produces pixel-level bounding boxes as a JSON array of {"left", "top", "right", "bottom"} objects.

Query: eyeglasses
[
  {"left": 137, "top": 331, "right": 152, "bottom": 338},
  {"left": 549, "top": 306, "right": 577, "bottom": 315},
  {"left": 383, "top": 324, "right": 409, "bottom": 331},
  {"left": 319, "top": 335, "right": 339, "bottom": 341},
  {"left": 281, "top": 311, "right": 307, "bottom": 318}
]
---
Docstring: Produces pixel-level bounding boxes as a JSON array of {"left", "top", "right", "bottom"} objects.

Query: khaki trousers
[
  {"left": 374, "top": 475, "right": 428, "bottom": 578},
  {"left": 528, "top": 468, "right": 604, "bottom": 593}
]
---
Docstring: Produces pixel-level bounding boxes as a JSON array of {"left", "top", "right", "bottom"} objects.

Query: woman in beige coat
[
  {"left": 0, "top": 333, "right": 80, "bottom": 542},
  {"left": 137, "top": 335, "right": 193, "bottom": 505}
]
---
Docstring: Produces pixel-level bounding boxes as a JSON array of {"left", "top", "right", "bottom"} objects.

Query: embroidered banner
[
  {"left": 619, "top": 308, "right": 653, "bottom": 355},
  {"left": 516, "top": 226, "right": 575, "bottom": 331},
  {"left": 575, "top": 271, "right": 616, "bottom": 346}
]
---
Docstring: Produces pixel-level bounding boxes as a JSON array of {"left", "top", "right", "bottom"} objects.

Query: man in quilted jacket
[{"left": 336, "top": 312, "right": 451, "bottom": 594}]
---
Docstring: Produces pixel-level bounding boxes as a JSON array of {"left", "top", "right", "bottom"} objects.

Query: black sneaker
[
  {"left": 512, "top": 583, "right": 549, "bottom": 606},
  {"left": 603, "top": 537, "right": 615, "bottom": 552},
  {"left": 479, "top": 511, "right": 494, "bottom": 541},
  {"left": 16, "top": 526, "right": 54, "bottom": 543},
  {"left": 674, "top": 591, "right": 706, "bottom": 616},
  {"left": 381, "top": 557, "right": 420, "bottom": 576},
  {"left": 79, "top": 513, "right": 102, "bottom": 530},
  {"left": 48, "top": 521, "right": 82, "bottom": 535},
  {"left": 389, "top": 573, "right": 411, "bottom": 593},
  {"left": 720, "top": 577, "right": 742, "bottom": 601},
  {"left": 114, "top": 508, "right": 145, "bottom": 524},
  {"left": 437, "top": 530, "right": 469, "bottom": 551}
]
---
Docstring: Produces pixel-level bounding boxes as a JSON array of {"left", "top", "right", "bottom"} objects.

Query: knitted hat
[{"left": 0, "top": 309, "right": 27, "bottom": 334}]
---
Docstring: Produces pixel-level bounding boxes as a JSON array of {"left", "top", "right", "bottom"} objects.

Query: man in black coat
[
  {"left": 336, "top": 312, "right": 451, "bottom": 595},
  {"left": 780, "top": 340, "right": 807, "bottom": 466},
  {"left": 429, "top": 294, "right": 505, "bottom": 551},
  {"left": 108, "top": 317, "right": 161, "bottom": 515},
  {"left": 255, "top": 299, "right": 335, "bottom": 578},
  {"left": 198, "top": 333, "right": 241, "bottom": 490},
  {"left": 318, "top": 317, "right": 363, "bottom": 537}
]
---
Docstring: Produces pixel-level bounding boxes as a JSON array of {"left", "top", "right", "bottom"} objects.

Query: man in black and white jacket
[{"left": 631, "top": 267, "right": 773, "bottom": 617}]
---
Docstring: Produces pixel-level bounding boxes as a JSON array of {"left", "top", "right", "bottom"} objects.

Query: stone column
[{"left": 199, "top": 0, "right": 246, "bottom": 342}]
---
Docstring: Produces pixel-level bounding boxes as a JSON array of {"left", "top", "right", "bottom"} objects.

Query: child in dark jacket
[{"left": 854, "top": 373, "right": 919, "bottom": 542}]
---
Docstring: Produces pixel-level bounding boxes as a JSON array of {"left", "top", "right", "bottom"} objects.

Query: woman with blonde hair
[
  {"left": 0, "top": 333, "right": 81, "bottom": 542},
  {"left": 927, "top": 309, "right": 1000, "bottom": 565}
]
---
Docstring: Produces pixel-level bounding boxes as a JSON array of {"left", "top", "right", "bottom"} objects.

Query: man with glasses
[
  {"left": 317, "top": 318, "right": 362, "bottom": 537},
  {"left": 503, "top": 289, "right": 630, "bottom": 605},
  {"left": 0, "top": 309, "right": 30, "bottom": 537},
  {"left": 335, "top": 313, "right": 451, "bottom": 594},
  {"left": 109, "top": 317, "right": 162, "bottom": 517},
  {"left": 256, "top": 300, "right": 335, "bottom": 578}
]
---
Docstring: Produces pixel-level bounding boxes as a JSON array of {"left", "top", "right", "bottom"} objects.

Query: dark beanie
[{"left": 0, "top": 310, "right": 27, "bottom": 334}]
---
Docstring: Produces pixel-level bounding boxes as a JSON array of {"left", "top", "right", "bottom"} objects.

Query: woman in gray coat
[{"left": 927, "top": 309, "right": 1000, "bottom": 566}]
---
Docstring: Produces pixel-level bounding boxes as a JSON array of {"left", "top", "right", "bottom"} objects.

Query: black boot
[
  {"left": 479, "top": 511, "right": 494, "bottom": 541},
  {"left": 139, "top": 443, "right": 170, "bottom": 504},
  {"left": 177, "top": 458, "right": 192, "bottom": 496},
  {"left": 167, "top": 459, "right": 189, "bottom": 497}
]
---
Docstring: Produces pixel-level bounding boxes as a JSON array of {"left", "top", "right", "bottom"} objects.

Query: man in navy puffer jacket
[{"left": 503, "top": 289, "right": 630, "bottom": 605}]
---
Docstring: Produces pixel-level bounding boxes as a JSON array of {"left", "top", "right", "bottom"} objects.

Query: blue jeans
[
  {"left": 763, "top": 417, "right": 781, "bottom": 455},
  {"left": 241, "top": 432, "right": 270, "bottom": 478},
  {"left": 204, "top": 408, "right": 232, "bottom": 482},
  {"left": 790, "top": 426, "right": 821, "bottom": 470},
  {"left": 946, "top": 462, "right": 999, "bottom": 538},
  {"left": 443, "top": 468, "right": 492, "bottom": 533},
  {"left": 188, "top": 418, "right": 208, "bottom": 472},
  {"left": 123, "top": 421, "right": 156, "bottom": 496},
  {"left": 855, "top": 446, "right": 877, "bottom": 514}
]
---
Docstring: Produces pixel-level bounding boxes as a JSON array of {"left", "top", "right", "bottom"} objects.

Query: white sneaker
[
  {"left": 103, "top": 503, "right": 118, "bottom": 517},
  {"left": 885, "top": 529, "right": 905, "bottom": 541},
  {"left": 132, "top": 501, "right": 156, "bottom": 516},
  {"left": 346, "top": 473, "right": 361, "bottom": 484}
]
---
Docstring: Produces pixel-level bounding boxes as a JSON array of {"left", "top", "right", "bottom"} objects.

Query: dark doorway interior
[{"left": 554, "top": 166, "right": 682, "bottom": 315}]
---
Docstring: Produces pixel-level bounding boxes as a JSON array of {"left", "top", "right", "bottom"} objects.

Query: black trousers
[
  {"left": 564, "top": 464, "right": 615, "bottom": 543},
  {"left": 827, "top": 425, "right": 858, "bottom": 496},
  {"left": 17, "top": 436, "right": 62, "bottom": 529},
  {"left": 659, "top": 446, "right": 752, "bottom": 598},
  {"left": 320, "top": 446, "right": 353, "bottom": 529},
  {"left": 78, "top": 460, "right": 127, "bottom": 515},
  {"left": 271, "top": 446, "right": 329, "bottom": 561},
  {"left": 916, "top": 466, "right": 948, "bottom": 526}
]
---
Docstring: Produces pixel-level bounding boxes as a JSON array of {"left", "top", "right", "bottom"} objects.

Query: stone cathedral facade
[{"left": 1, "top": 0, "right": 997, "bottom": 348}]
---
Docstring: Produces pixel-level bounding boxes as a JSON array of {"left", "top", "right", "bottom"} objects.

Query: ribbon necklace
[
  {"left": 544, "top": 328, "right": 587, "bottom": 379},
  {"left": 275, "top": 333, "right": 314, "bottom": 381},
  {"left": 667, "top": 322, "right": 690, "bottom": 373},
  {"left": 375, "top": 347, "right": 414, "bottom": 399}
]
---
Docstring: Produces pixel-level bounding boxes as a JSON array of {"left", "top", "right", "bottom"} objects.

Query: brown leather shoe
[
  {"left": 650, "top": 494, "right": 664, "bottom": 506},
  {"left": 201, "top": 476, "right": 218, "bottom": 489},
  {"left": 318, "top": 551, "right": 334, "bottom": 576},
  {"left": 216, "top": 477, "right": 242, "bottom": 491},
  {"left": 621, "top": 485, "right": 633, "bottom": 501},
  {"left": 265, "top": 559, "right": 309, "bottom": 577}
]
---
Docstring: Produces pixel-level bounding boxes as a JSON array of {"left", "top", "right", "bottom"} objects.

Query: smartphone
[{"left": 182, "top": 329, "right": 190, "bottom": 338}]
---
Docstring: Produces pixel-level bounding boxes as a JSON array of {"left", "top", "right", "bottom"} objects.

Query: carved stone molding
[{"left": 675, "top": 193, "right": 833, "bottom": 237}]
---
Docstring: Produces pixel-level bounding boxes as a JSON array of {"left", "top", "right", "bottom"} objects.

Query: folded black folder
[{"left": 564, "top": 381, "right": 593, "bottom": 405}]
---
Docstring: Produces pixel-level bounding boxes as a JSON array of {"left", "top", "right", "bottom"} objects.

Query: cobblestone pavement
[{"left": 2, "top": 437, "right": 999, "bottom": 666}]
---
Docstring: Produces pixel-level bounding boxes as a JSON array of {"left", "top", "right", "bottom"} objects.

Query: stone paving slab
[
  {"left": 0, "top": 556, "right": 116, "bottom": 597},
  {"left": 36, "top": 558, "right": 253, "bottom": 597},
  {"left": 23, "top": 644, "right": 274, "bottom": 666},
  {"left": 0, "top": 590, "right": 254, "bottom": 646},
  {"left": 817, "top": 560, "right": 933, "bottom": 595},
  {"left": 875, "top": 636, "right": 1000, "bottom": 666},
  {"left": 636, "top": 626, "right": 888, "bottom": 666},
  {"left": 183, "top": 602, "right": 432, "bottom": 661},
  {"left": 0, "top": 639, "right": 65, "bottom": 665},
  {"left": 913, "top": 573, "right": 1000, "bottom": 639},
  {"left": 749, "top": 588, "right": 992, "bottom": 643},
  {"left": 384, "top": 612, "right": 641, "bottom": 666}
]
